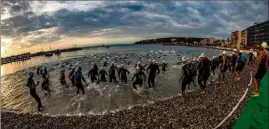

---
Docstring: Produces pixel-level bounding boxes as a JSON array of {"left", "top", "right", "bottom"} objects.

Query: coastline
[{"left": 1, "top": 65, "right": 253, "bottom": 129}]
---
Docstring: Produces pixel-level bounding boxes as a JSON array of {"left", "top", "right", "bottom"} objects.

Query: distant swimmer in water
[
  {"left": 99, "top": 67, "right": 108, "bottom": 82},
  {"left": 132, "top": 67, "right": 146, "bottom": 89},
  {"left": 103, "top": 61, "right": 108, "bottom": 67},
  {"left": 69, "top": 68, "right": 75, "bottom": 87},
  {"left": 88, "top": 64, "right": 99, "bottom": 83},
  {"left": 41, "top": 74, "right": 51, "bottom": 92},
  {"left": 109, "top": 63, "right": 119, "bottom": 82},
  {"left": 26, "top": 72, "right": 43, "bottom": 111},
  {"left": 118, "top": 64, "right": 130, "bottom": 83},
  {"left": 197, "top": 53, "right": 211, "bottom": 94},
  {"left": 161, "top": 61, "right": 168, "bottom": 71},
  {"left": 60, "top": 70, "right": 68, "bottom": 88},
  {"left": 74, "top": 67, "right": 87, "bottom": 95},
  {"left": 178, "top": 57, "right": 193, "bottom": 96},
  {"left": 147, "top": 59, "right": 160, "bottom": 88}
]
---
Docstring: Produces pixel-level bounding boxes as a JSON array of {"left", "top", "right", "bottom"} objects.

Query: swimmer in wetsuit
[
  {"left": 197, "top": 53, "right": 211, "bottom": 94},
  {"left": 178, "top": 57, "right": 193, "bottom": 96},
  {"left": 132, "top": 67, "right": 146, "bottom": 89},
  {"left": 26, "top": 72, "right": 43, "bottom": 111},
  {"left": 99, "top": 67, "right": 108, "bottom": 82},
  {"left": 146, "top": 59, "right": 160, "bottom": 88},
  {"left": 118, "top": 64, "right": 130, "bottom": 83}
]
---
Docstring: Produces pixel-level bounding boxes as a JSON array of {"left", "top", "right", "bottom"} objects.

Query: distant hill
[{"left": 134, "top": 37, "right": 205, "bottom": 44}]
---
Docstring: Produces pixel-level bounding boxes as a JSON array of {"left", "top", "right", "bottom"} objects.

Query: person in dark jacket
[{"left": 197, "top": 53, "right": 211, "bottom": 94}]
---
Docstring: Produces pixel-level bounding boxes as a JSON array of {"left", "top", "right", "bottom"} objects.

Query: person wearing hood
[
  {"left": 99, "top": 67, "right": 108, "bottom": 82},
  {"left": 197, "top": 53, "right": 211, "bottom": 94},
  {"left": 248, "top": 49, "right": 255, "bottom": 65},
  {"left": 118, "top": 64, "right": 130, "bottom": 83},
  {"left": 132, "top": 66, "right": 146, "bottom": 89},
  {"left": 26, "top": 72, "right": 43, "bottom": 111},
  {"left": 69, "top": 68, "right": 75, "bottom": 87},
  {"left": 253, "top": 42, "right": 268, "bottom": 97},
  {"left": 235, "top": 50, "right": 247, "bottom": 81},
  {"left": 178, "top": 57, "right": 194, "bottom": 96},
  {"left": 218, "top": 51, "right": 228, "bottom": 83},
  {"left": 146, "top": 59, "right": 160, "bottom": 88},
  {"left": 109, "top": 63, "right": 119, "bottom": 82}
]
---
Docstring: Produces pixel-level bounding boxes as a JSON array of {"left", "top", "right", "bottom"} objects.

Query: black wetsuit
[
  {"left": 220, "top": 55, "right": 228, "bottom": 73},
  {"left": 118, "top": 68, "right": 130, "bottom": 83},
  {"left": 41, "top": 75, "right": 51, "bottom": 92},
  {"left": 132, "top": 71, "right": 146, "bottom": 89},
  {"left": 60, "top": 72, "right": 67, "bottom": 86},
  {"left": 69, "top": 70, "right": 75, "bottom": 86},
  {"left": 254, "top": 50, "right": 267, "bottom": 79},
  {"left": 210, "top": 58, "right": 218, "bottom": 75},
  {"left": 74, "top": 71, "right": 86, "bottom": 95},
  {"left": 27, "top": 77, "right": 43, "bottom": 111},
  {"left": 103, "top": 62, "right": 108, "bottom": 67},
  {"left": 88, "top": 66, "right": 99, "bottom": 83},
  {"left": 44, "top": 67, "right": 48, "bottom": 75},
  {"left": 217, "top": 55, "right": 223, "bottom": 69},
  {"left": 109, "top": 66, "right": 118, "bottom": 82},
  {"left": 179, "top": 64, "right": 193, "bottom": 94},
  {"left": 99, "top": 69, "right": 108, "bottom": 82},
  {"left": 248, "top": 52, "right": 254, "bottom": 65},
  {"left": 197, "top": 57, "right": 211, "bottom": 90},
  {"left": 161, "top": 63, "right": 168, "bottom": 71},
  {"left": 231, "top": 54, "right": 237, "bottom": 73},
  {"left": 147, "top": 63, "right": 160, "bottom": 88}
]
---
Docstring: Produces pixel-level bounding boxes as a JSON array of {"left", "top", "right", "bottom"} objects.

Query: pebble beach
[{"left": 1, "top": 64, "right": 253, "bottom": 129}]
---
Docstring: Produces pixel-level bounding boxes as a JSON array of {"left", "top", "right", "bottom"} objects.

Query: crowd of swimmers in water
[{"left": 26, "top": 42, "right": 269, "bottom": 112}]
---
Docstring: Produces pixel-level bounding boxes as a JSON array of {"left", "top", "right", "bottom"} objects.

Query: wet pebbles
[{"left": 1, "top": 65, "right": 253, "bottom": 129}]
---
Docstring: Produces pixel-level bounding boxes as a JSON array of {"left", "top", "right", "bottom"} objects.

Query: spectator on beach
[
  {"left": 235, "top": 50, "right": 247, "bottom": 81},
  {"left": 248, "top": 49, "right": 255, "bottom": 65},
  {"left": 218, "top": 51, "right": 228, "bottom": 83},
  {"left": 26, "top": 72, "right": 43, "bottom": 111},
  {"left": 253, "top": 42, "right": 268, "bottom": 97},
  {"left": 197, "top": 53, "right": 211, "bottom": 94}
]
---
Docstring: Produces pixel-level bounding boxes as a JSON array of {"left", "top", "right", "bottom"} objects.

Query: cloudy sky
[{"left": 1, "top": 1, "right": 268, "bottom": 56}]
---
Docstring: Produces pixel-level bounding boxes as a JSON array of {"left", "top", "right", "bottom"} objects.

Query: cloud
[{"left": 1, "top": 1, "right": 268, "bottom": 51}]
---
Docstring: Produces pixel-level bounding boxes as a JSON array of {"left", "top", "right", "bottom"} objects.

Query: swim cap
[
  {"left": 181, "top": 56, "right": 187, "bottom": 62},
  {"left": 200, "top": 53, "right": 205, "bottom": 57},
  {"left": 222, "top": 51, "right": 227, "bottom": 55},
  {"left": 261, "top": 42, "right": 268, "bottom": 48}
]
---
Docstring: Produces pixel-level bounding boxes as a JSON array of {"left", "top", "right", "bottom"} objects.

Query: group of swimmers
[{"left": 26, "top": 42, "right": 269, "bottom": 112}]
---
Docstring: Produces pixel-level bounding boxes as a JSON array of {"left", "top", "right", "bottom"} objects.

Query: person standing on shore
[
  {"left": 74, "top": 67, "right": 87, "bottom": 95},
  {"left": 26, "top": 72, "right": 43, "bottom": 111},
  {"left": 147, "top": 59, "right": 160, "bottom": 88},
  {"left": 197, "top": 53, "right": 211, "bottom": 94},
  {"left": 253, "top": 42, "right": 268, "bottom": 97},
  {"left": 235, "top": 50, "right": 247, "bottom": 81},
  {"left": 218, "top": 51, "right": 228, "bottom": 83},
  {"left": 178, "top": 57, "right": 193, "bottom": 96},
  {"left": 248, "top": 49, "right": 255, "bottom": 65},
  {"left": 69, "top": 68, "right": 75, "bottom": 87}
]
